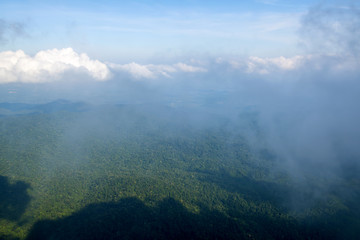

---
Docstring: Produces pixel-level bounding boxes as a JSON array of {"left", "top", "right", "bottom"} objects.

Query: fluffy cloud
[
  {"left": 173, "top": 63, "right": 207, "bottom": 73},
  {"left": 108, "top": 62, "right": 207, "bottom": 79},
  {"left": 221, "top": 54, "right": 359, "bottom": 75},
  {"left": 0, "top": 48, "right": 111, "bottom": 83},
  {"left": 244, "top": 56, "right": 305, "bottom": 74},
  {"left": 109, "top": 62, "right": 157, "bottom": 79},
  {"left": 108, "top": 54, "right": 358, "bottom": 83},
  {"left": 1, "top": 47, "right": 358, "bottom": 85}
]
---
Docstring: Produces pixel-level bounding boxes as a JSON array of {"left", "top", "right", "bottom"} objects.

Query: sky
[
  {"left": 0, "top": 0, "right": 348, "bottom": 61},
  {"left": 0, "top": 0, "right": 359, "bottom": 100}
]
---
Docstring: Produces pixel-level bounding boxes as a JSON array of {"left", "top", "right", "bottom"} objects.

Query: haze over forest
[{"left": 0, "top": 0, "right": 359, "bottom": 239}]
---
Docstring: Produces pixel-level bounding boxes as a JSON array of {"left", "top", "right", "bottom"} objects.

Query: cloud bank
[
  {"left": 1, "top": 46, "right": 358, "bottom": 85},
  {"left": 108, "top": 62, "right": 207, "bottom": 80},
  {"left": 0, "top": 48, "right": 209, "bottom": 84},
  {"left": 0, "top": 48, "right": 110, "bottom": 83}
]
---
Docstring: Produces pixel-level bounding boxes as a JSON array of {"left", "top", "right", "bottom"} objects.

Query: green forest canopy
[{"left": 0, "top": 102, "right": 359, "bottom": 239}]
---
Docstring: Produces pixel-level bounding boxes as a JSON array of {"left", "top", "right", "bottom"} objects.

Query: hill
[{"left": 0, "top": 101, "right": 359, "bottom": 239}]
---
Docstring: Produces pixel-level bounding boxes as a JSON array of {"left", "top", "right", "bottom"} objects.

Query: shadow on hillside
[
  {"left": 196, "top": 168, "right": 340, "bottom": 212},
  {"left": 0, "top": 234, "right": 20, "bottom": 240},
  {"left": 195, "top": 169, "right": 291, "bottom": 208},
  {"left": 26, "top": 196, "right": 306, "bottom": 240},
  {"left": 197, "top": 169, "right": 360, "bottom": 239},
  {"left": 0, "top": 175, "right": 31, "bottom": 221}
]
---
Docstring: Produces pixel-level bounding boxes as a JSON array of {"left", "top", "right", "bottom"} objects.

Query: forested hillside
[{"left": 0, "top": 102, "right": 359, "bottom": 239}]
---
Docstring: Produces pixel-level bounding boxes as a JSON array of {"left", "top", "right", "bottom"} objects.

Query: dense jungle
[{"left": 0, "top": 100, "right": 359, "bottom": 239}]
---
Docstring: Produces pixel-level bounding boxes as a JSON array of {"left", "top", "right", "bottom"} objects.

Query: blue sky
[
  {"left": 0, "top": 0, "right": 338, "bottom": 61},
  {"left": 0, "top": 0, "right": 359, "bottom": 91}
]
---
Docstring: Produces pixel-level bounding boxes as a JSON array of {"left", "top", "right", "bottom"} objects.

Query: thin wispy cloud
[
  {"left": 299, "top": 4, "right": 360, "bottom": 56},
  {"left": 108, "top": 62, "right": 207, "bottom": 80},
  {"left": 0, "top": 19, "right": 27, "bottom": 44}
]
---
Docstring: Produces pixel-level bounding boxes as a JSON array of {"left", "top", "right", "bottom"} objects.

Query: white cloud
[
  {"left": 246, "top": 56, "right": 305, "bottom": 74},
  {"left": 1, "top": 47, "right": 357, "bottom": 85},
  {"left": 226, "top": 54, "right": 359, "bottom": 75},
  {"left": 108, "top": 62, "right": 207, "bottom": 80},
  {"left": 111, "top": 62, "right": 156, "bottom": 79},
  {"left": 0, "top": 48, "right": 111, "bottom": 83},
  {"left": 225, "top": 55, "right": 306, "bottom": 74},
  {"left": 173, "top": 63, "right": 207, "bottom": 73}
]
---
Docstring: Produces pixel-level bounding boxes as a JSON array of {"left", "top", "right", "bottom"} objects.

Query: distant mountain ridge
[{"left": 0, "top": 99, "right": 91, "bottom": 116}]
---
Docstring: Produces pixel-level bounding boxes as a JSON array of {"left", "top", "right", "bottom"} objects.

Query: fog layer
[{"left": 0, "top": 4, "right": 359, "bottom": 184}]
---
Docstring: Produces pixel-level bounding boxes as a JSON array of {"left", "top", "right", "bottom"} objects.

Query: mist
[
  {"left": 1, "top": 4, "right": 359, "bottom": 184},
  {"left": 1, "top": 2, "right": 360, "bottom": 239}
]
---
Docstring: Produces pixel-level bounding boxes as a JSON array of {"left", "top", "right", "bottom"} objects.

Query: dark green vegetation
[{"left": 0, "top": 101, "right": 359, "bottom": 239}]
